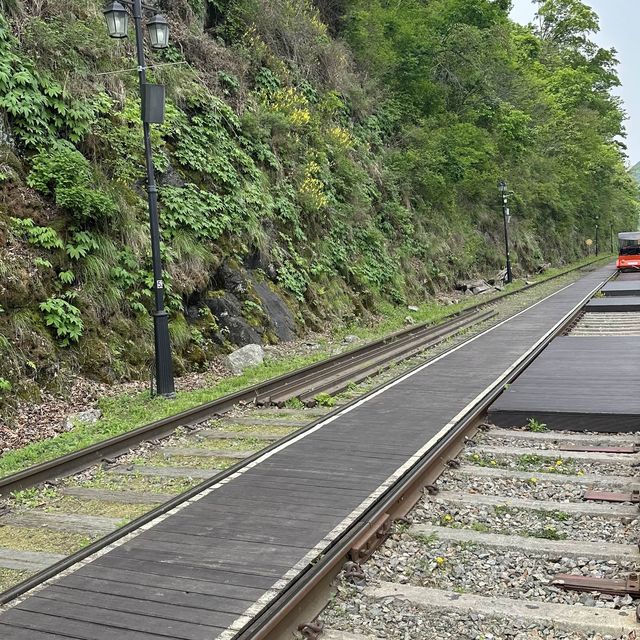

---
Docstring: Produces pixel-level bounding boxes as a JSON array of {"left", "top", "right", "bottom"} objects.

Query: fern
[
  {"left": 39, "top": 297, "right": 83, "bottom": 346},
  {"left": 10, "top": 217, "right": 63, "bottom": 250}
]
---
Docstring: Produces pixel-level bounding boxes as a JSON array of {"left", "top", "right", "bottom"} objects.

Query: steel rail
[
  {"left": 0, "top": 258, "right": 609, "bottom": 606},
  {"left": 0, "top": 258, "right": 606, "bottom": 496},
  {"left": 237, "top": 269, "right": 612, "bottom": 640},
  {"left": 0, "top": 309, "right": 485, "bottom": 496},
  {"left": 0, "top": 309, "right": 494, "bottom": 605},
  {"left": 262, "top": 309, "right": 496, "bottom": 405}
]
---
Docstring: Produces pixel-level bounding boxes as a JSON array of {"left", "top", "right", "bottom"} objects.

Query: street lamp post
[
  {"left": 595, "top": 217, "right": 599, "bottom": 257},
  {"left": 498, "top": 180, "right": 513, "bottom": 284},
  {"left": 103, "top": 0, "right": 175, "bottom": 397}
]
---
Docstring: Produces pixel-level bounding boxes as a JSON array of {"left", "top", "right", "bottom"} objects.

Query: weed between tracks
[
  {"left": 467, "top": 452, "right": 580, "bottom": 475},
  {"left": 0, "top": 569, "right": 31, "bottom": 592},
  {"left": 0, "top": 526, "right": 93, "bottom": 555},
  {"left": 63, "top": 469, "right": 199, "bottom": 494}
]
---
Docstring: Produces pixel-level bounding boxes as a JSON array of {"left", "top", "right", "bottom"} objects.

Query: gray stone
[
  {"left": 218, "top": 316, "right": 262, "bottom": 347},
  {"left": 343, "top": 334, "right": 360, "bottom": 344},
  {"left": 404, "top": 316, "right": 416, "bottom": 325},
  {"left": 226, "top": 343, "right": 264, "bottom": 374},
  {"left": 471, "top": 283, "right": 492, "bottom": 295},
  {"left": 407, "top": 305, "right": 419, "bottom": 312},
  {"left": 66, "top": 408, "right": 102, "bottom": 430},
  {"left": 205, "top": 292, "right": 241, "bottom": 318},
  {"left": 252, "top": 279, "right": 296, "bottom": 342}
]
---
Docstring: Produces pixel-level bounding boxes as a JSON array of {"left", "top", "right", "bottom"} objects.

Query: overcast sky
[{"left": 510, "top": 0, "right": 640, "bottom": 167}]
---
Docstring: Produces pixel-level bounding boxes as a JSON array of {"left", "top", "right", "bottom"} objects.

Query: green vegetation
[
  {"left": 526, "top": 418, "right": 547, "bottom": 432},
  {"left": 0, "top": 0, "right": 636, "bottom": 414},
  {"left": 0, "top": 261, "right": 585, "bottom": 478},
  {"left": 0, "top": 525, "right": 92, "bottom": 554},
  {"left": 0, "top": 568, "right": 31, "bottom": 592},
  {"left": 313, "top": 391, "right": 337, "bottom": 407}
]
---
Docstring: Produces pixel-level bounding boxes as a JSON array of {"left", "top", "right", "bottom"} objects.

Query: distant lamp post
[
  {"left": 595, "top": 216, "right": 599, "bottom": 257},
  {"left": 498, "top": 180, "right": 513, "bottom": 284},
  {"left": 103, "top": 0, "right": 175, "bottom": 398}
]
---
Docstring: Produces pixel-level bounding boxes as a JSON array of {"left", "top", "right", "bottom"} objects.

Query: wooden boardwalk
[
  {"left": 0, "top": 265, "right": 614, "bottom": 640},
  {"left": 601, "top": 281, "right": 640, "bottom": 296},
  {"left": 488, "top": 336, "right": 640, "bottom": 431},
  {"left": 586, "top": 296, "right": 640, "bottom": 312}
]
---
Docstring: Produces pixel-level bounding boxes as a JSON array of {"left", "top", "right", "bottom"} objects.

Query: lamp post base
[{"left": 153, "top": 310, "right": 176, "bottom": 398}]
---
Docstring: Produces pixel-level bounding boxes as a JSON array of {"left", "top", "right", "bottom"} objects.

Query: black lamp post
[
  {"left": 595, "top": 216, "right": 599, "bottom": 257},
  {"left": 104, "top": 0, "right": 175, "bottom": 397},
  {"left": 498, "top": 180, "right": 513, "bottom": 284}
]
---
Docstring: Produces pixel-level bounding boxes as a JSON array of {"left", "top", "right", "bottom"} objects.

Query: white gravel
[
  {"left": 323, "top": 579, "right": 633, "bottom": 640},
  {"left": 412, "top": 498, "right": 638, "bottom": 545},
  {"left": 436, "top": 470, "right": 596, "bottom": 502},
  {"left": 360, "top": 531, "right": 639, "bottom": 611}
]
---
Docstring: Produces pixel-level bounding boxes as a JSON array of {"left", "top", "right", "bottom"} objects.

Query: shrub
[{"left": 27, "top": 140, "right": 118, "bottom": 223}]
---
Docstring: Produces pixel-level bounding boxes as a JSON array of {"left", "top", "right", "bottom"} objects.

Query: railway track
[
  {"left": 0, "top": 307, "right": 494, "bottom": 498},
  {"left": 0, "top": 257, "right": 604, "bottom": 499},
  {"left": 226, "top": 265, "right": 639, "bottom": 640},
  {"left": 320, "top": 423, "right": 640, "bottom": 639},
  {"left": 0, "top": 258, "right": 612, "bottom": 625}
]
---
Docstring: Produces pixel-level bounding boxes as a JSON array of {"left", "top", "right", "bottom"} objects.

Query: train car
[{"left": 616, "top": 232, "right": 640, "bottom": 270}]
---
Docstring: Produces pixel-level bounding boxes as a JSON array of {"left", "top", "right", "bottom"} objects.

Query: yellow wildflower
[{"left": 435, "top": 556, "right": 446, "bottom": 567}]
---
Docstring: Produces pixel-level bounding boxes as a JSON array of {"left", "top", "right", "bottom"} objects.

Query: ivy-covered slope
[{"left": 0, "top": 0, "right": 637, "bottom": 405}]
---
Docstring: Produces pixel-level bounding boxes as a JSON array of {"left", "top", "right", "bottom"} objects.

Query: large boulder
[
  {"left": 252, "top": 280, "right": 296, "bottom": 342},
  {"left": 226, "top": 344, "right": 264, "bottom": 375},
  {"left": 205, "top": 292, "right": 261, "bottom": 346},
  {"left": 218, "top": 316, "right": 261, "bottom": 346}
]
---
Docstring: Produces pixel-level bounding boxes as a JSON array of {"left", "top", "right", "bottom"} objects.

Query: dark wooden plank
[
  {"left": 171, "top": 500, "right": 342, "bottom": 527},
  {"left": 0, "top": 610, "right": 170, "bottom": 640},
  {"left": 85, "top": 557, "right": 278, "bottom": 590},
  {"left": 602, "top": 281, "right": 640, "bottom": 296},
  {"left": 209, "top": 482, "right": 367, "bottom": 508},
  {"left": 586, "top": 296, "right": 640, "bottom": 311},
  {"left": 36, "top": 585, "right": 239, "bottom": 627},
  {"left": 18, "top": 598, "right": 222, "bottom": 640},
  {"left": 489, "top": 336, "right": 640, "bottom": 431},
  {"left": 153, "top": 516, "right": 328, "bottom": 547},
  {"left": 177, "top": 494, "right": 349, "bottom": 518},
  {"left": 104, "top": 547, "right": 285, "bottom": 579},
  {"left": 53, "top": 574, "right": 253, "bottom": 614},
  {"left": 124, "top": 535, "right": 307, "bottom": 566},
  {"left": 140, "top": 528, "right": 316, "bottom": 552},
  {"left": 0, "top": 625, "right": 78, "bottom": 640}
]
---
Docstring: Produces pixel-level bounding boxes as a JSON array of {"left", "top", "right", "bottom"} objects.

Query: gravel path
[
  {"left": 412, "top": 498, "right": 638, "bottom": 545},
  {"left": 323, "top": 581, "right": 632, "bottom": 640},
  {"left": 362, "top": 532, "right": 639, "bottom": 610},
  {"left": 436, "top": 470, "right": 596, "bottom": 502}
]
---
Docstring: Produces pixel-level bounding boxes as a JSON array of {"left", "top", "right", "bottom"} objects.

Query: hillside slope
[{"left": 0, "top": 0, "right": 637, "bottom": 406}]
